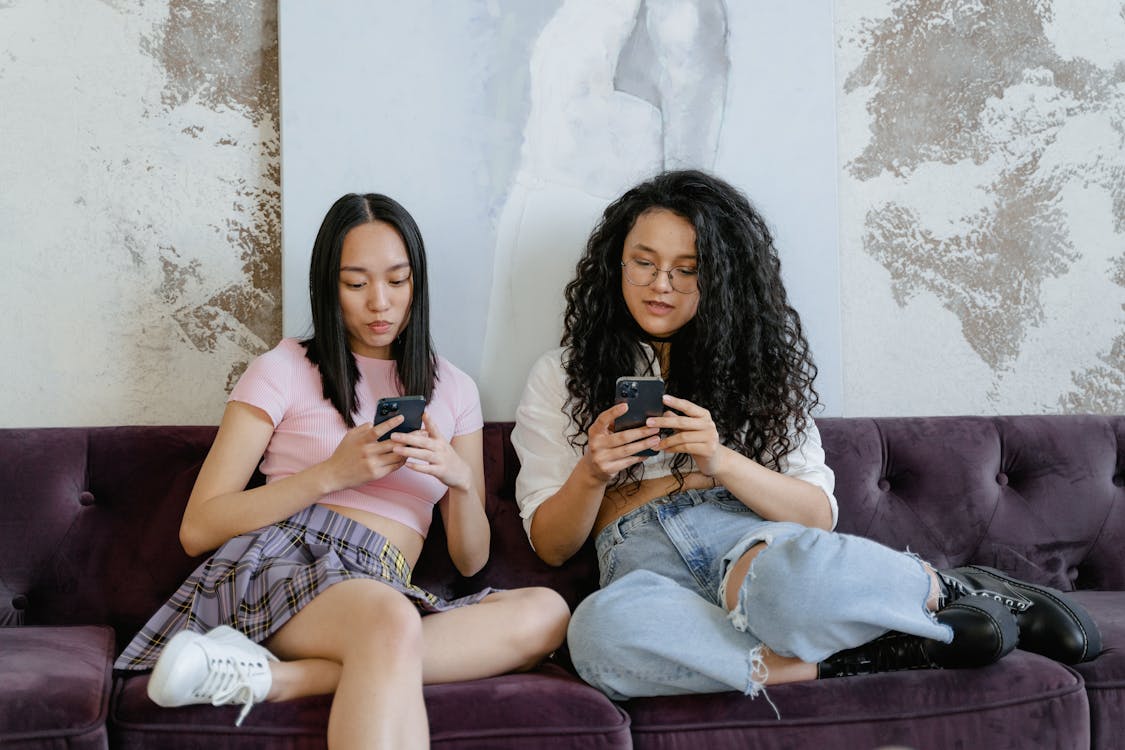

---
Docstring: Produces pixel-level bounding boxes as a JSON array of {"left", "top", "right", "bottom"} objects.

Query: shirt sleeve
[
  {"left": 777, "top": 418, "right": 839, "bottom": 530},
  {"left": 445, "top": 360, "right": 484, "bottom": 437},
  {"left": 227, "top": 343, "right": 293, "bottom": 427},
  {"left": 511, "top": 349, "right": 583, "bottom": 544}
]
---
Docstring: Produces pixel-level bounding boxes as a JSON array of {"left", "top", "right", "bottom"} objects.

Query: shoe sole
[{"left": 964, "top": 565, "right": 1102, "bottom": 663}]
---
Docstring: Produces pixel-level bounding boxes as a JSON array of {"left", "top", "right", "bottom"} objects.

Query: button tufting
[
  {"left": 79, "top": 491, "right": 96, "bottom": 506},
  {"left": 11, "top": 595, "right": 28, "bottom": 610},
  {"left": 877, "top": 479, "right": 891, "bottom": 491},
  {"left": 996, "top": 473, "right": 1009, "bottom": 486}
]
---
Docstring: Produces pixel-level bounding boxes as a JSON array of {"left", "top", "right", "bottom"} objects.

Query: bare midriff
[
  {"left": 321, "top": 503, "right": 426, "bottom": 568},
  {"left": 593, "top": 470, "right": 718, "bottom": 536}
]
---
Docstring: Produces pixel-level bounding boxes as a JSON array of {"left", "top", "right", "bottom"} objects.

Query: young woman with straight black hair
[
  {"left": 512, "top": 169, "right": 1099, "bottom": 702},
  {"left": 117, "top": 193, "right": 570, "bottom": 749}
]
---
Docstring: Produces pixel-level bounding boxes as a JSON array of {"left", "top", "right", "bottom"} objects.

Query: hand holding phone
[
  {"left": 374, "top": 396, "right": 426, "bottom": 441},
  {"left": 613, "top": 376, "right": 665, "bottom": 457}
]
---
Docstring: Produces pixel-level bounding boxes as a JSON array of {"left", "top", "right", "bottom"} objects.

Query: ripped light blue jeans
[{"left": 566, "top": 487, "right": 952, "bottom": 701}]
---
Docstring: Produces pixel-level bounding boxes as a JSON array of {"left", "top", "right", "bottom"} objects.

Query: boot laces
[
  {"left": 942, "top": 574, "right": 1033, "bottom": 613},
  {"left": 824, "top": 632, "right": 935, "bottom": 676},
  {"left": 193, "top": 654, "right": 264, "bottom": 726},
  {"left": 862, "top": 632, "right": 934, "bottom": 672}
]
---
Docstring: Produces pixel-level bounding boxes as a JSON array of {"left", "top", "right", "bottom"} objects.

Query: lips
[
  {"left": 368, "top": 321, "right": 394, "bottom": 334},
  {"left": 643, "top": 300, "right": 674, "bottom": 315}
]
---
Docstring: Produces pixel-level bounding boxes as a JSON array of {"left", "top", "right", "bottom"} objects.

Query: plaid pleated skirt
[{"left": 115, "top": 503, "right": 491, "bottom": 671}]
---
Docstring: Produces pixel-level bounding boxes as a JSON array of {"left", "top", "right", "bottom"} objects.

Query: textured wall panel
[
  {"left": 838, "top": 0, "right": 1125, "bottom": 415},
  {"left": 0, "top": 0, "right": 280, "bottom": 426}
]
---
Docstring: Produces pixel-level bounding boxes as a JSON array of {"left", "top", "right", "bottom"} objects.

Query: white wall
[{"left": 5, "top": 0, "right": 1120, "bottom": 427}]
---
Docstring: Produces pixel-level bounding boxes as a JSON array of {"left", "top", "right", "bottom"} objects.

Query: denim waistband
[{"left": 597, "top": 485, "right": 736, "bottom": 547}]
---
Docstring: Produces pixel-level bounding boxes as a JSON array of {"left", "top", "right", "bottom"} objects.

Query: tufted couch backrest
[
  {"left": 819, "top": 416, "right": 1125, "bottom": 591},
  {"left": 0, "top": 427, "right": 223, "bottom": 649},
  {"left": 1, "top": 416, "right": 1122, "bottom": 653}
]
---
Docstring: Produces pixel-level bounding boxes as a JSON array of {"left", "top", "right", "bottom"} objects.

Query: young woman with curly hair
[{"left": 511, "top": 169, "right": 1099, "bottom": 702}]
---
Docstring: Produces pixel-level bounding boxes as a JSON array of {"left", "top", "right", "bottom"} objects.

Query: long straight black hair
[{"left": 302, "top": 193, "right": 438, "bottom": 427}]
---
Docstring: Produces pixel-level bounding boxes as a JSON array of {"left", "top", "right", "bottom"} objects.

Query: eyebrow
[
  {"left": 339, "top": 262, "right": 412, "bottom": 273},
  {"left": 628, "top": 244, "right": 698, "bottom": 262}
]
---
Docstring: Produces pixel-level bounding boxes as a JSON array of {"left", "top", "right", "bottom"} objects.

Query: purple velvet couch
[{"left": 2, "top": 415, "right": 1123, "bottom": 749}]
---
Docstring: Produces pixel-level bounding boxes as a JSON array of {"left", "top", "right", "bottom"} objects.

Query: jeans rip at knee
[{"left": 719, "top": 538, "right": 776, "bottom": 632}]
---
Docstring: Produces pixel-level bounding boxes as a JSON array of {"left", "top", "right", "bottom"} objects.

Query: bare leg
[
  {"left": 267, "top": 658, "right": 341, "bottom": 701},
  {"left": 758, "top": 648, "right": 817, "bottom": 683},
  {"left": 265, "top": 579, "right": 429, "bottom": 750},
  {"left": 420, "top": 587, "right": 570, "bottom": 683},
  {"left": 922, "top": 564, "right": 944, "bottom": 611},
  {"left": 723, "top": 542, "right": 766, "bottom": 612},
  {"left": 259, "top": 584, "right": 569, "bottom": 748}
]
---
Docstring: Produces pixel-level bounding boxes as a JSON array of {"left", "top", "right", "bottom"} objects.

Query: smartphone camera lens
[{"left": 379, "top": 402, "right": 398, "bottom": 416}]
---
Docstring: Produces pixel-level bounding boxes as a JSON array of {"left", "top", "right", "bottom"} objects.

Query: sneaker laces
[{"left": 193, "top": 653, "right": 266, "bottom": 726}]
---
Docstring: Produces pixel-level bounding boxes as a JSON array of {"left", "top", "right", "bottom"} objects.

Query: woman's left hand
[
  {"left": 390, "top": 412, "right": 473, "bottom": 491},
  {"left": 649, "top": 394, "right": 731, "bottom": 478}
]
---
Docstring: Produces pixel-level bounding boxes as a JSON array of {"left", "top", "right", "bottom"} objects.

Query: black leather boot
[
  {"left": 938, "top": 565, "right": 1102, "bottom": 664},
  {"left": 818, "top": 596, "right": 1017, "bottom": 678}
]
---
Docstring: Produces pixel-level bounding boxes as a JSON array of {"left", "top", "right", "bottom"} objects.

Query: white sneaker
[{"left": 147, "top": 626, "right": 277, "bottom": 726}]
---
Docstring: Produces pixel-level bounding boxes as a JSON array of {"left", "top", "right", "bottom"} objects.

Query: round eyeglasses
[{"left": 621, "top": 259, "right": 699, "bottom": 294}]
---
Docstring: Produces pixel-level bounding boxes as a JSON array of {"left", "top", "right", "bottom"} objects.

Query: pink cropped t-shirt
[{"left": 228, "top": 338, "right": 483, "bottom": 536}]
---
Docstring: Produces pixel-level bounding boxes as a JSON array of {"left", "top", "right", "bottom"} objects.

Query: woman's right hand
[
  {"left": 322, "top": 416, "right": 409, "bottom": 492},
  {"left": 580, "top": 402, "right": 661, "bottom": 483}
]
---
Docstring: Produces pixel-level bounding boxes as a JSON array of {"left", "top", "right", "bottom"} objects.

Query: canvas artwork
[{"left": 279, "top": 0, "right": 842, "bottom": 419}]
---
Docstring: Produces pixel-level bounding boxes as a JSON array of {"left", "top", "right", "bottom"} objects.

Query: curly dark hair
[{"left": 561, "top": 169, "right": 820, "bottom": 485}]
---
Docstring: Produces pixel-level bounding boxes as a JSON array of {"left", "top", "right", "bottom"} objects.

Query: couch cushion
[
  {"left": 112, "top": 663, "right": 630, "bottom": 749},
  {"left": 0, "top": 625, "right": 113, "bottom": 750},
  {"left": 1071, "top": 590, "right": 1125, "bottom": 750},
  {"left": 622, "top": 651, "right": 1088, "bottom": 750}
]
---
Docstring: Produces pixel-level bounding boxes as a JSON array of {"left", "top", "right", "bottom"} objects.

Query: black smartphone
[
  {"left": 373, "top": 395, "right": 426, "bottom": 441},
  {"left": 613, "top": 376, "right": 665, "bottom": 457}
]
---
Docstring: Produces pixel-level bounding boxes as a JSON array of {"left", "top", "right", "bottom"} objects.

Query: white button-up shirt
[{"left": 511, "top": 346, "right": 839, "bottom": 544}]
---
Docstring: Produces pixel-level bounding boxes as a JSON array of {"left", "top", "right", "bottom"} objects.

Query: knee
[
  {"left": 567, "top": 581, "right": 660, "bottom": 699},
  {"left": 741, "top": 528, "right": 835, "bottom": 629},
  {"left": 567, "top": 571, "right": 660, "bottom": 667},
  {"left": 347, "top": 586, "right": 423, "bottom": 660},
  {"left": 508, "top": 587, "right": 571, "bottom": 668},
  {"left": 566, "top": 594, "right": 615, "bottom": 679}
]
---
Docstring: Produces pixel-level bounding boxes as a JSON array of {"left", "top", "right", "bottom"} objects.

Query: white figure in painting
[{"left": 479, "top": 0, "right": 730, "bottom": 419}]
